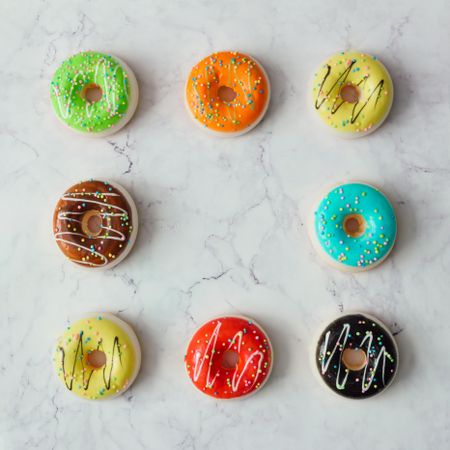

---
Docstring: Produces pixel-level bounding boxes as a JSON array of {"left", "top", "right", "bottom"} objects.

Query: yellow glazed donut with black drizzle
[
  {"left": 53, "top": 179, "right": 138, "bottom": 269},
  {"left": 312, "top": 51, "right": 393, "bottom": 138},
  {"left": 54, "top": 313, "right": 141, "bottom": 400}
]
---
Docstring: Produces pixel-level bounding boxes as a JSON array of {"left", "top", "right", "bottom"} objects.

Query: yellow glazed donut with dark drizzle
[
  {"left": 185, "top": 51, "right": 270, "bottom": 136},
  {"left": 53, "top": 179, "right": 138, "bottom": 269},
  {"left": 54, "top": 313, "right": 141, "bottom": 400},
  {"left": 312, "top": 51, "right": 393, "bottom": 137}
]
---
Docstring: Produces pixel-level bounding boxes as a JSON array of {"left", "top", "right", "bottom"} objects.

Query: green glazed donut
[{"left": 50, "top": 51, "right": 138, "bottom": 136}]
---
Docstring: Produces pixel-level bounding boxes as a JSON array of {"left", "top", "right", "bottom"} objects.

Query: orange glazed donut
[
  {"left": 185, "top": 316, "right": 273, "bottom": 399},
  {"left": 185, "top": 51, "right": 270, "bottom": 136}
]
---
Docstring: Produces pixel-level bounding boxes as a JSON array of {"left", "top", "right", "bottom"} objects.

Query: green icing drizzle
[{"left": 50, "top": 51, "right": 131, "bottom": 133}]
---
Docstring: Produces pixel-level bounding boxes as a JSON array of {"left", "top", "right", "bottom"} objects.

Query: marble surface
[{"left": 1, "top": 0, "right": 449, "bottom": 449}]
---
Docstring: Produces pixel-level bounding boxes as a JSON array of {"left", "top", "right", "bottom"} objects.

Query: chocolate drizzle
[
  {"left": 58, "top": 331, "right": 122, "bottom": 392},
  {"left": 314, "top": 60, "right": 385, "bottom": 124},
  {"left": 315, "top": 61, "right": 356, "bottom": 110}
]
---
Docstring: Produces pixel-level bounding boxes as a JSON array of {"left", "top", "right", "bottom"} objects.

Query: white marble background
[{"left": 1, "top": 0, "right": 449, "bottom": 449}]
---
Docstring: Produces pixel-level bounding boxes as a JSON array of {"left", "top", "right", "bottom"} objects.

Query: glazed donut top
[
  {"left": 185, "top": 317, "right": 272, "bottom": 399},
  {"left": 53, "top": 180, "right": 135, "bottom": 268},
  {"left": 312, "top": 51, "right": 393, "bottom": 135},
  {"left": 185, "top": 51, "right": 270, "bottom": 134},
  {"left": 316, "top": 313, "right": 398, "bottom": 399},
  {"left": 314, "top": 182, "right": 397, "bottom": 270},
  {"left": 54, "top": 315, "right": 138, "bottom": 400},
  {"left": 50, "top": 51, "right": 131, "bottom": 133}
]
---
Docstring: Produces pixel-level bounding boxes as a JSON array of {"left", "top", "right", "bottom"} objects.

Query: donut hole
[
  {"left": 340, "top": 83, "right": 360, "bottom": 104},
  {"left": 218, "top": 86, "right": 237, "bottom": 103},
  {"left": 343, "top": 214, "right": 366, "bottom": 238},
  {"left": 86, "top": 350, "right": 106, "bottom": 369},
  {"left": 81, "top": 210, "right": 103, "bottom": 237},
  {"left": 342, "top": 348, "right": 367, "bottom": 371},
  {"left": 221, "top": 350, "right": 239, "bottom": 369},
  {"left": 82, "top": 83, "right": 103, "bottom": 104}
]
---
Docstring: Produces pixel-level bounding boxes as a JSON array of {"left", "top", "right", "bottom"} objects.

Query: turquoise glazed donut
[{"left": 311, "top": 182, "right": 397, "bottom": 272}]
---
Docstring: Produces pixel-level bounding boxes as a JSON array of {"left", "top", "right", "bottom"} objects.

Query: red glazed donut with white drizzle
[
  {"left": 185, "top": 316, "right": 273, "bottom": 399},
  {"left": 53, "top": 179, "right": 138, "bottom": 269}
]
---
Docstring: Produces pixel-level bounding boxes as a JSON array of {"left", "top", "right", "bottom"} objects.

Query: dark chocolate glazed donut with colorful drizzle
[
  {"left": 185, "top": 316, "right": 273, "bottom": 399},
  {"left": 53, "top": 179, "right": 138, "bottom": 269},
  {"left": 315, "top": 313, "right": 398, "bottom": 399}
]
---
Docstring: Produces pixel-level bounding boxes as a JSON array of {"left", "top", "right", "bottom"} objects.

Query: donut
[
  {"left": 54, "top": 313, "right": 141, "bottom": 400},
  {"left": 53, "top": 179, "right": 138, "bottom": 269},
  {"left": 185, "top": 316, "right": 273, "bottom": 399},
  {"left": 312, "top": 51, "right": 393, "bottom": 138},
  {"left": 185, "top": 51, "right": 270, "bottom": 136},
  {"left": 314, "top": 313, "right": 398, "bottom": 399},
  {"left": 310, "top": 182, "right": 397, "bottom": 272},
  {"left": 50, "top": 51, "right": 139, "bottom": 137}
]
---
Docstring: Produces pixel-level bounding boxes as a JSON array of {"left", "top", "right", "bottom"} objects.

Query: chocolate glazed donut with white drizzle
[
  {"left": 315, "top": 313, "right": 399, "bottom": 399},
  {"left": 53, "top": 179, "right": 138, "bottom": 269}
]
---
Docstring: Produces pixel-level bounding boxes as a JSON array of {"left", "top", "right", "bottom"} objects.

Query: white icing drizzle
[
  {"left": 54, "top": 191, "right": 130, "bottom": 267},
  {"left": 320, "top": 323, "right": 351, "bottom": 389},
  {"left": 320, "top": 323, "right": 392, "bottom": 393},
  {"left": 52, "top": 72, "right": 83, "bottom": 120},
  {"left": 359, "top": 332, "right": 388, "bottom": 393},
  {"left": 192, "top": 320, "right": 265, "bottom": 393}
]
